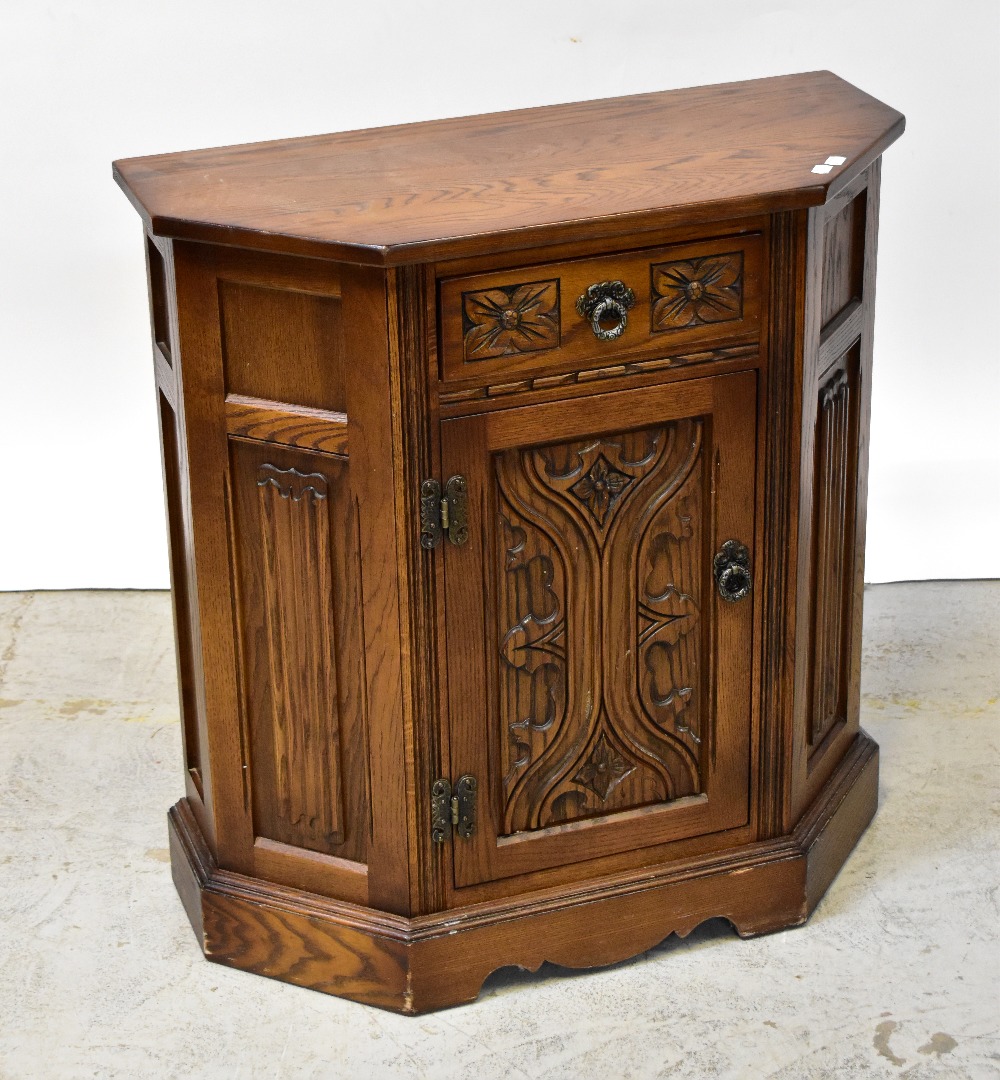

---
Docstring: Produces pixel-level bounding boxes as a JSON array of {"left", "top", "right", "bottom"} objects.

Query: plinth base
[{"left": 168, "top": 732, "right": 878, "bottom": 1014}]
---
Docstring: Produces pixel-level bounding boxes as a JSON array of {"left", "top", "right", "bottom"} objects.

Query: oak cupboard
[{"left": 113, "top": 71, "right": 904, "bottom": 1013}]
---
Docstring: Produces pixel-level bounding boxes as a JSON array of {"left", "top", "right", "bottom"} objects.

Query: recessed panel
[
  {"left": 219, "top": 281, "right": 344, "bottom": 411},
  {"left": 157, "top": 391, "right": 201, "bottom": 793},
  {"left": 495, "top": 422, "right": 707, "bottom": 833},
  {"left": 229, "top": 439, "right": 368, "bottom": 863},
  {"left": 820, "top": 193, "right": 866, "bottom": 329},
  {"left": 146, "top": 236, "right": 172, "bottom": 364},
  {"left": 808, "top": 344, "right": 861, "bottom": 758}
]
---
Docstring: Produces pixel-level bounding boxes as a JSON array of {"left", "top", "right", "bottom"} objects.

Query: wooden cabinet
[{"left": 114, "top": 71, "right": 904, "bottom": 1014}]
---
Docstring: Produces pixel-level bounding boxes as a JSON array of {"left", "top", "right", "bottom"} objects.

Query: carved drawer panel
[{"left": 439, "top": 233, "right": 763, "bottom": 387}]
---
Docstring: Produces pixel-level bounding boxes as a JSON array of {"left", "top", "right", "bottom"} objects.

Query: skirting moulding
[{"left": 113, "top": 70, "right": 904, "bottom": 1013}]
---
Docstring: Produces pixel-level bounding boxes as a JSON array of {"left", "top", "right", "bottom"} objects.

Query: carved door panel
[{"left": 441, "top": 371, "right": 758, "bottom": 890}]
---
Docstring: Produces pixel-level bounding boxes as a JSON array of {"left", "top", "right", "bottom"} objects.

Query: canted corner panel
[
  {"left": 462, "top": 280, "right": 561, "bottom": 361},
  {"left": 229, "top": 442, "right": 369, "bottom": 864},
  {"left": 650, "top": 251, "right": 744, "bottom": 333},
  {"left": 820, "top": 191, "right": 866, "bottom": 331},
  {"left": 496, "top": 420, "right": 706, "bottom": 834},
  {"left": 218, "top": 280, "right": 345, "bottom": 412},
  {"left": 807, "top": 345, "right": 860, "bottom": 758}
]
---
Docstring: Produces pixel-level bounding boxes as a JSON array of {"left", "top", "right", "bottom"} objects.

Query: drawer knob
[
  {"left": 714, "top": 539, "right": 752, "bottom": 603},
  {"left": 576, "top": 280, "right": 636, "bottom": 342}
]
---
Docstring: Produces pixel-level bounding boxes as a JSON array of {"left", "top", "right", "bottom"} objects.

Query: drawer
[{"left": 438, "top": 233, "right": 764, "bottom": 386}]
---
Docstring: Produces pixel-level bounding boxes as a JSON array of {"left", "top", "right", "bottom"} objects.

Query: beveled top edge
[{"left": 113, "top": 71, "right": 905, "bottom": 266}]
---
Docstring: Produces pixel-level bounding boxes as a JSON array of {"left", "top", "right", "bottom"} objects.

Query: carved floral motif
[
  {"left": 573, "top": 733, "right": 637, "bottom": 801},
  {"left": 650, "top": 252, "right": 744, "bottom": 331},
  {"left": 569, "top": 454, "right": 633, "bottom": 525},
  {"left": 462, "top": 280, "right": 560, "bottom": 360}
]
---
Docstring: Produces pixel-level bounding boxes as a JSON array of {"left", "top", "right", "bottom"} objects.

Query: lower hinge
[
  {"left": 431, "top": 774, "right": 477, "bottom": 843},
  {"left": 420, "top": 476, "right": 469, "bottom": 549}
]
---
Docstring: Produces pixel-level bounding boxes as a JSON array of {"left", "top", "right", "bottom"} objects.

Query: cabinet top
[{"left": 113, "top": 71, "right": 903, "bottom": 267}]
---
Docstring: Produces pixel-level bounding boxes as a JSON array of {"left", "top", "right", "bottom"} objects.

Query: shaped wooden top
[{"left": 113, "top": 71, "right": 904, "bottom": 266}]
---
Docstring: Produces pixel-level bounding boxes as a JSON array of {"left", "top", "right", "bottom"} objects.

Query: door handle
[{"left": 714, "top": 540, "right": 752, "bottom": 602}]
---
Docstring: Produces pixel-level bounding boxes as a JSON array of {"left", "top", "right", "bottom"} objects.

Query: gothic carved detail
[
  {"left": 650, "top": 252, "right": 744, "bottom": 332},
  {"left": 258, "top": 463, "right": 329, "bottom": 502},
  {"left": 495, "top": 420, "right": 705, "bottom": 834},
  {"left": 638, "top": 482, "right": 702, "bottom": 750},
  {"left": 809, "top": 359, "right": 856, "bottom": 751},
  {"left": 462, "top": 280, "right": 560, "bottom": 361},
  {"left": 573, "top": 733, "right": 637, "bottom": 801},
  {"left": 255, "top": 462, "right": 344, "bottom": 848}
]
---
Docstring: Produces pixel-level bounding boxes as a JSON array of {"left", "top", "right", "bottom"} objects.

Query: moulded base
[{"left": 167, "top": 731, "right": 879, "bottom": 1014}]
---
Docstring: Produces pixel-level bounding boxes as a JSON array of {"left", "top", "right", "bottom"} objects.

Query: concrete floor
[{"left": 0, "top": 583, "right": 996, "bottom": 1079}]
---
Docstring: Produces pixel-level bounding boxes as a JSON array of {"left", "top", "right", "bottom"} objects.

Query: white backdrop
[{"left": 1, "top": 0, "right": 997, "bottom": 589}]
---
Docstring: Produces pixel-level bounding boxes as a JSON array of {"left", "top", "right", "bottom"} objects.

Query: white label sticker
[
  {"left": 825, "top": 155, "right": 847, "bottom": 166},
  {"left": 811, "top": 164, "right": 834, "bottom": 174}
]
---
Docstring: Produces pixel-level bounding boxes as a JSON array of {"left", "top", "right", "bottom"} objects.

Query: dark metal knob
[
  {"left": 714, "top": 540, "right": 752, "bottom": 603},
  {"left": 576, "top": 280, "right": 636, "bottom": 341}
]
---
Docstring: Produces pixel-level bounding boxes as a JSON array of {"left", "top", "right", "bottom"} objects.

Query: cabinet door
[{"left": 441, "top": 371, "right": 758, "bottom": 890}]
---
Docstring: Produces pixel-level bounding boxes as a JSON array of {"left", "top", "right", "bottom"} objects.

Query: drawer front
[{"left": 439, "top": 233, "right": 764, "bottom": 385}]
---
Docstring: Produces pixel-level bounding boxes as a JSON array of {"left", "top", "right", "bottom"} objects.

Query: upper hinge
[
  {"left": 431, "top": 774, "right": 477, "bottom": 843},
  {"left": 420, "top": 475, "right": 469, "bottom": 549}
]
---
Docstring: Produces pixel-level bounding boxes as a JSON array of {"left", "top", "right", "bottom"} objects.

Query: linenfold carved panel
[
  {"left": 256, "top": 462, "right": 345, "bottom": 848},
  {"left": 496, "top": 420, "right": 705, "bottom": 834},
  {"left": 809, "top": 355, "right": 857, "bottom": 752},
  {"left": 231, "top": 440, "right": 369, "bottom": 865}
]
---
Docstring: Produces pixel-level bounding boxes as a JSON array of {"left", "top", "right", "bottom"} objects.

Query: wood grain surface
[
  {"left": 114, "top": 71, "right": 903, "bottom": 265},
  {"left": 128, "top": 72, "right": 902, "bottom": 1012},
  {"left": 438, "top": 231, "right": 763, "bottom": 384},
  {"left": 790, "top": 161, "right": 882, "bottom": 821},
  {"left": 167, "top": 730, "right": 878, "bottom": 1013},
  {"left": 224, "top": 396, "right": 349, "bottom": 455},
  {"left": 441, "top": 372, "right": 758, "bottom": 893}
]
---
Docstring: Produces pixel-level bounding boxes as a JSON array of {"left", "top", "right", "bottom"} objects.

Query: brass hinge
[
  {"left": 431, "top": 774, "right": 477, "bottom": 843},
  {"left": 420, "top": 475, "right": 469, "bottom": 549}
]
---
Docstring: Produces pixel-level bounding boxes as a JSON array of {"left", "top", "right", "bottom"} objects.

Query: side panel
[
  {"left": 157, "top": 388, "right": 203, "bottom": 794},
  {"left": 164, "top": 244, "right": 410, "bottom": 908},
  {"left": 791, "top": 161, "right": 882, "bottom": 821},
  {"left": 145, "top": 234, "right": 211, "bottom": 837}
]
